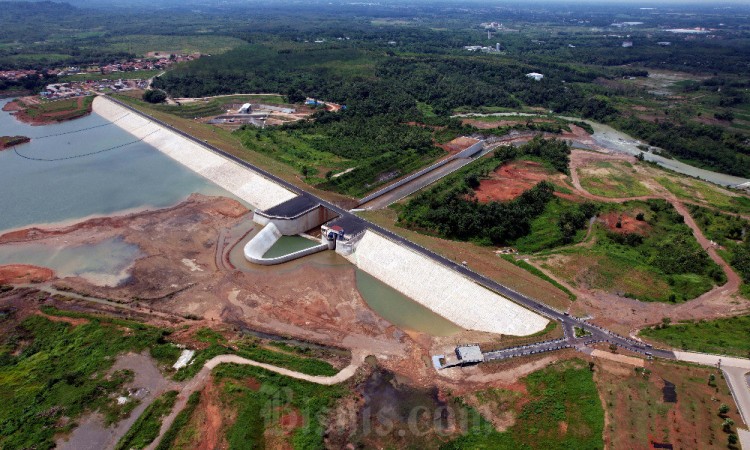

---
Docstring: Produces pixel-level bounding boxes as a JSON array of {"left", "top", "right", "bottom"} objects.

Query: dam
[{"left": 92, "top": 95, "right": 549, "bottom": 337}]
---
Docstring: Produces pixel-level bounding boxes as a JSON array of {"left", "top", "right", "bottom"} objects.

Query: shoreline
[{"left": 2, "top": 96, "right": 93, "bottom": 126}]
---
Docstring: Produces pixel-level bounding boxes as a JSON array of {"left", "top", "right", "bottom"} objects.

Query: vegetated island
[
  {"left": 2, "top": 95, "right": 93, "bottom": 125},
  {"left": 0, "top": 135, "right": 31, "bottom": 150}
]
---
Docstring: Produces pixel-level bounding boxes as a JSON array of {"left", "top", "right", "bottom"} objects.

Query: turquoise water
[
  {"left": 0, "top": 237, "right": 141, "bottom": 286},
  {"left": 0, "top": 98, "right": 237, "bottom": 232}
]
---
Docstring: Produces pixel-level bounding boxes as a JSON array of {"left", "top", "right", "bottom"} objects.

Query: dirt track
[{"left": 524, "top": 149, "right": 748, "bottom": 333}]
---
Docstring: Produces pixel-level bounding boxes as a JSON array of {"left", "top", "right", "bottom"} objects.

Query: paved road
[{"left": 106, "top": 95, "right": 672, "bottom": 361}]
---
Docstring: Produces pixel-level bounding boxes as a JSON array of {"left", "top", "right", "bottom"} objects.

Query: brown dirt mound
[
  {"left": 0, "top": 264, "right": 55, "bottom": 284},
  {"left": 598, "top": 212, "right": 650, "bottom": 235},
  {"left": 473, "top": 160, "right": 576, "bottom": 203},
  {"left": 462, "top": 118, "right": 554, "bottom": 129}
]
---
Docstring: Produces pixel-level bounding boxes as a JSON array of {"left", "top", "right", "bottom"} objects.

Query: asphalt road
[{"left": 107, "top": 95, "right": 674, "bottom": 360}]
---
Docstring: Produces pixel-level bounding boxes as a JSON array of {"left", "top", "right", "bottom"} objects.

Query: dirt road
[{"left": 145, "top": 350, "right": 366, "bottom": 450}]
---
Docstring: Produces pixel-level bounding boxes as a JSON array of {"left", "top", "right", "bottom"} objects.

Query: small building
[
  {"left": 657, "top": 41, "right": 671, "bottom": 46},
  {"left": 455, "top": 344, "right": 484, "bottom": 365},
  {"left": 622, "top": 40, "right": 634, "bottom": 48},
  {"left": 238, "top": 103, "right": 252, "bottom": 114},
  {"left": 526, "top": 72, "right": 544, "bottom": 81}
]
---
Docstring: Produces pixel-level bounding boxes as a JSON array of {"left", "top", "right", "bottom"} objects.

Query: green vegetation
[
  {"left": 545, "top": 200, "right": 726, "bottom": 302},
  {"left": 0, "top": 135, "right": 30, "bottom": 148},
  {"left": 174, "top": 328, "right": 338, "bottom": 382},
  {"left": 641, "top": 315, "right": 750, "bottom": 358},
  {"left": 500, "top": 254, "right": 576, "bottom": 301},
  {"left": 0, "top": 309, "right": 179, "bottom": 449},
  {"left": 105, "top": 35, "right": 246, "bottom": 56},
  {"left": 444, "top": 359, "right": 604, "bottom": 449},
  {"left": 142, "top": 89, "right": 167, "bottom": 103},
  {"left": 399, "top": 138, "right": 588, "bottom": 247},
  {"left": 155, "top": 391, "right": 201, "bottom": 450},
  {"left": 17, "top": 96, "right": 94, "bottom": 122},
  {"left": 115, "top": 390, "right": 178, "bottom": 450},
  {"left": 579, "top": 161, "right": 652, "bottom": 198},
  {"left": 213, "top": 363, "right": 345, "bottom": 449}
]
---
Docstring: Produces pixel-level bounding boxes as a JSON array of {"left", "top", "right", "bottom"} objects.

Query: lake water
[
  {"left": 0, "top": 98, "right": 237, "bottom": 232},
  {"left": 0, "top": 237, "right": 140, "bottom": 286}
]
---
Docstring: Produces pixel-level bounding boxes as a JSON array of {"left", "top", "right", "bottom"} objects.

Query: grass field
[
  {"left": 179, "top": 363, "right": 345, "bottom": 449},
  {"left": 596, "top": 359, "right": 743, "bottom": 449},
  {"left": 578, "top": 160, "right": 652, "bottom": 198},
  {"left": 640, "top": 316, "right": 750, "bottom": 357},
  {"left": 105, "top": 35, "right": 246, "bottom": 56},
  {"left": 0, "top": 308, "right": 180, "bottom": 449},
  {"left": 173, "top": 328, "right": 339, "bottom": 382},
  {"left": 152, "top": 94, "right": 287, "bottom": 118},
  {"left": 446, "top": 359, "right": 604, "bottom": 449},
  {"left": 540, "top": 200, "right": 725, "bottom": 302},
  {"left": 115, "top": 390, "right": 178, "bottom": 450},
  {"left": 658, "top": 176, "right": 750, "bottom": 215},
  {"left": 18, "top": 96, "right": 94, "bottom": 122}
]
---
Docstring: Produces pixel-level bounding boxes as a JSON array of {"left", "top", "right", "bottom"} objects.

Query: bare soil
[{"left": 473, "top": 160, "right": 579, "bottom": 202}]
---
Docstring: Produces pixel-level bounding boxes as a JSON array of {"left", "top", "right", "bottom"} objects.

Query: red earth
[
  {"left": 598, "top": 212, "right": 651, "bottom": 235},
  {"left": 473, "top": 160, "right": 578, "bottom": 203}
]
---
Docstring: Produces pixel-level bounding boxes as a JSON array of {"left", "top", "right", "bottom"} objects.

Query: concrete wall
[
  {"left": 254, "top": 205, "right": 339, "bottom": 235},
  {"left": 92, "top": 97, "right": 297, "bottom": 211},
  {"left": 244, "top": 223, "right": 328, "bottom": 265},
  {"left": 347, "top": 231, "right": 548, "bottom": 336}
]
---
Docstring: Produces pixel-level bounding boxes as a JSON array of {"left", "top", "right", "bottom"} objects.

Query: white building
[
  {"left": 238, "top": 103, "right": 252, "bottom": 114},
  {"left": 526, "top": 72, "right": 544, "bottom": 81}
]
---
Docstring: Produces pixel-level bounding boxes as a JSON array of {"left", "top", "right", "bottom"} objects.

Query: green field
[
  {"left": 641, "top": 315, "right": 750, "bottom": 357},
  {"left": 0, "top": 308, "right": 181, "bottom": 449},
  {"left": 541, "top": 200, "right": 726, "bottom": 302},
  {"left": 105, "top": 35, "right": 247, "bottom": 56},
  {"left": 115, "top": 390, "right": 178, "bottom": 450},
  {"left": 578, "top": 161, "right": 652, "bottom": 198},
  {"left": 173, "top": 328, "right": 339, "bottom": 382},
  {"left": 149, "top": 94, "right": 287, "bottom": 118},
  {"left": 445, "top": 359, "right": 604, "bottom": 449}
]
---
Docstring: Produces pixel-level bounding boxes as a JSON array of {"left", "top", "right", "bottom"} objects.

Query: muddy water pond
[
  {"left": 0, "top": 237, "right": 140, "bottom": 286},
  {"left": 0, "top": 98, "right": 238, "bottom": 233}
]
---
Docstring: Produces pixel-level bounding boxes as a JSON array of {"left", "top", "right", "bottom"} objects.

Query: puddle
[
  {"left": 355, "top": 269, "right": 462, "bottom": 337},
  {"left": 0, "top": 237, "right": 141, "bottom": 286}
]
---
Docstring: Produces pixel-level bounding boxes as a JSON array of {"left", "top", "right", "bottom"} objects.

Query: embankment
[
  {"left": 347, "top": 231, "right": 549, "bottom": 336},
  {"left": 91, "top": 96, "right": 297, "bottom": 211}
]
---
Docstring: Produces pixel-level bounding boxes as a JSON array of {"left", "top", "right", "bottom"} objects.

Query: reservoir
[
  {"left": 0, "top": 98, "right": 462, "bottom": 337},
  {"left": 0, "top": 98, "right": 236, "bottom": 232}
]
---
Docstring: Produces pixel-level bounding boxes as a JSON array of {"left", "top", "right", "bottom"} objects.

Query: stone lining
[
  {"left": 348, "top": 231, "right": 549, "bottom": 336},
  {"left": 92, "top": 97, "right": 297, "bottom": 211}
]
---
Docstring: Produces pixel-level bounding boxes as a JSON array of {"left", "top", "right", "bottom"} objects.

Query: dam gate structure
[{"left": 244, "top": 194, "right": 340, "bottom": 265}]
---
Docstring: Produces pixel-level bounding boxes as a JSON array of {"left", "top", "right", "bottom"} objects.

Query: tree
[
  {"left": 719, "top": 403, "right": 730, "bottom": 416},
  {"left": 142, "top": 89, "right": 167, "bottom": 103},
  {"left": 608, "top": 343, "right": 618, "bottom": 353},
  {"left": 729, "top": 433, "right": 738, "bottom": 445},
  {"left": 722, "top": 418, "right": 734, "bottom": 432},
  {"left": 637, "top": 151, "right": 645, "bottom": 161}
]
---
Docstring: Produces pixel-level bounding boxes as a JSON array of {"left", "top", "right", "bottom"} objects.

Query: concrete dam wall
[
  {"left": 347, "top": 231, "right": 549, "bottom": 336},
  {"left": 92, "top": 96, "right": 297, "bottom": 211},
  {"left": 243, "top": 223, "right": 327, "bottom": 265}
]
